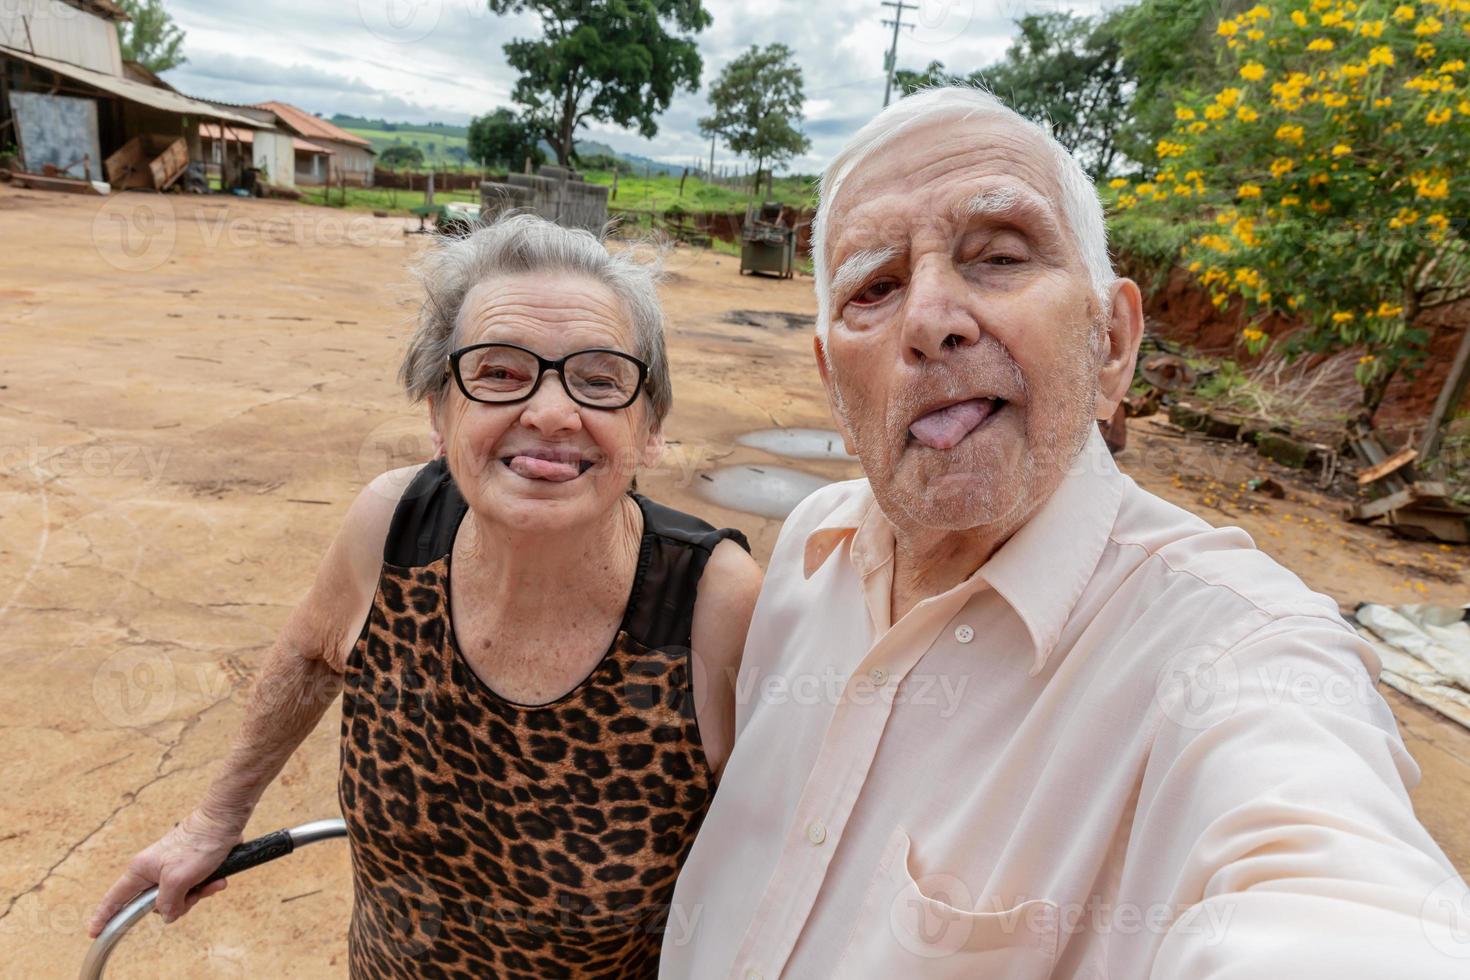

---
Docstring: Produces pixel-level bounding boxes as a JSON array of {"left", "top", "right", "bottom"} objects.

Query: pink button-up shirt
[{"left": 661, "top": 428, "right": 1470, "bottom": 978}]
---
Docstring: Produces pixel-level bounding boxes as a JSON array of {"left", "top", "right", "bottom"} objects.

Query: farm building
[
  {"left": 252, "top": 101, "right": 375, "bottom": 187},
  {"left": 0, "top": 0, "right": 267, "bottom": 191}
]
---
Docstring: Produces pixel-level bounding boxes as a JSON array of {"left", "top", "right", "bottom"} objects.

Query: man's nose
[
  {"left": 517, "top": 372, "right": 584, "bottom": 434},
  {"left": 898, "top": 257, "right": 981, "bottom": 362}
]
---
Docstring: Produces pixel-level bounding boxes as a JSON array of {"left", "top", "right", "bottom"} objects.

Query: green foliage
[
  {"left": 1107, "top": 0, "right": 1470, "bottom": 416},
  {"left": 698, "top": 43, "right": 812, "bottom": 189},
  {"left": 486, "top": 0, "right": 712, "bottom": 166},
  {"left": 115, "top": 0, "right": 186, "bottom": 73},
  {"left": 378, "top": 144, "right": 425, "bottom": 168},
  {"left": 466, "top": 107, "right": 544, "bottom": 169},
  {"left": 894, "top": 13, "right": 1133, "bottom": 178}
]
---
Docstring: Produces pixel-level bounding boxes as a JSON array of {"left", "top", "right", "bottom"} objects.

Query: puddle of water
[
  {"left": 695, "top": 465, "right": 831, "bottom": 520},
  {"left": 737, "top": 428, "right": 855, "bottom": 461}
]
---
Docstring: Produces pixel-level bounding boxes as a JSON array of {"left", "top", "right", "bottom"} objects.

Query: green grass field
[{"left": 345, "top": 126, "right": 471, "bottom": 167}]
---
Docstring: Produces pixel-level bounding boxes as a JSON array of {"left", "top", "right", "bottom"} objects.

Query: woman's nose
[{"left": 517, "top": 372, "right": 584, "bottom": 434}]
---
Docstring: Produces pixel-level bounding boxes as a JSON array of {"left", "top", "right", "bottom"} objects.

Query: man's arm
[{"left": 1125, "top": 615, "right": 1470, "bottom": 978}]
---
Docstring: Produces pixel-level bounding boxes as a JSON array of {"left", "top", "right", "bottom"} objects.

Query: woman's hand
[{"left": 87, "top": 807, "right": 245, "bottom": 938}]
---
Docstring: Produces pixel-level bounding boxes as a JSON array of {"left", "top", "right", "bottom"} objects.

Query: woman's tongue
[
  {"left": 908, "top": 398, "right": 996, "bottom": 450},
  {"left": 508, "top": 454, "right": 583, "bottom": 482}
]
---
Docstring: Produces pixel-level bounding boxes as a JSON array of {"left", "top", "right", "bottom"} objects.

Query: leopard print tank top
[{"left": 339, "top": 459, "right": 748, "bottom": 979}]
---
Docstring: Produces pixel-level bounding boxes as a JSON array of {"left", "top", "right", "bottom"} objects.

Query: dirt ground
[{"left": 2, "top": 186, "right": 1467, "bottom": 977}]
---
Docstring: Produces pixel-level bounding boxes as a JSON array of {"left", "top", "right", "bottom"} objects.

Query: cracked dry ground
[{"left": 2, "top": 186, "right": 1468, "bottom": 976}]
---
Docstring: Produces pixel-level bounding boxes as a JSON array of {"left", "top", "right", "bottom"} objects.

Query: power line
[{"left": 881, "top": 0, "right": 918, "bottom": 109}]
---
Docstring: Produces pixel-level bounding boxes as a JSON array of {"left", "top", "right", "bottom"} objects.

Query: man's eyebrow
[
  {"left": 954, "top": 187, "right": 1061, "bottom": 238},
  {"left": 830, "top": 245, "right": 901, "bottom": 299}
]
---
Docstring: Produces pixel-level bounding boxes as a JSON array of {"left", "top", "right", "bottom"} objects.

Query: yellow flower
[
  {"left": 1415, "top": 16, "right": 1444, "bottom": 34},
  {"left": 1427, "top": 213, "right": 1450, "bottom": 232},
  {"left": 1216, "top": 87, "right": 1243, "bottom": 107},
  {"left": 1309, "top": 172, "right": 1331, "bottom": 186},
  {"left": 1374, "top": 96, "right": 1394, "bottom": 107},
  {"left": 1292, "top": 10, "right": 1310, "bottom": 26},
  {"left": 1417, "top": 41, "right": 1438, "bottom": 58},
  {"left": 1218, "top": 19, "right": 1240, "bottom": 36},
  {"left": 1376, "top": 301, "right": 1405, "bottom": 317},
  {"left": 1188, "top": 120, "right": 1209, "bottom": 134},
  {"left": 1307, "top": 37, "right": 1335, "bottom": 51},
  {"left": 1331, "top": 143, "right": 1352, "bottom": 156},
  {"left": 1368, "top": 45, "right": 1395, "bottom": 66},
  {"left": 1245, "top": 4, "right": 1271, "bottom": 21},
  {"left": 1427, "top": 106, "right": 1454, "bottom": 124},
  {"left": 1275, "top": 123, "right": 1306, "bottom": 143},
  {"left": 1281, "top": 194, "right": 1301, "bottom": 206},
  {"left": 1439, "top": 59, "right": 1466, "bottom": 73},
  {"left": 1393, "top": 4, "right": 1417, "bottom": 20},
  {"left": 1270, "top": 156, "right": 1297, "bottom": 177},
  {"left": 1333, "top": 311, "right": 1356, "bottom": 323},
  {"left": 1241, "top": 62, "right": 1266, "bottom": 81},
  {"left": 1204, "top": 103, "right": 1228, "bottom": 120},
  {"left": 1460, "top": 99, "right": 1470, "bottom": 114},
  {"left": 1238, "top": 183, "right": 1263, "bottom": 197},
  {"left": 1108, "top": 177, "right": 1129, "bottom": 189},
  {"left": 1135, "top": 182, "right": 1155, "bottom": 196},
  {"left": 1323, "top": 91, "right": 1350, "bottom": 107},
  {"left": 1247, "top": 28, "right": 1265, "bottom": 40},
  {"left": 1188, "top": 260, "right": 1203, "bottom": 272},
  {"left": 1358, "top": 354, "right": 1376, "bottom": 364},
  {"left": 1243, "top": 327, "right": 1266, "bottom": 342},
  {"left": 1359, "top": 19, "right": 1385, "bottom": 37},
  {"left": 1176, "top": 106, "right": 1197, "bottom": 121},
  {"left": 1389, "top": 207, "right": 1421, "bottom": 228},
  {"left": 1237, "top": 105, "right": 1259, "bottom": 122}
]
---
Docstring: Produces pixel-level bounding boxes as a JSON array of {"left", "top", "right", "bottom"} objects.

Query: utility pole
[
  {"left": 708, "top": 130, "right": 716, "bottom": 182},
  {"left": 881, "top": 0, "right": 918, "bottom": 108}
]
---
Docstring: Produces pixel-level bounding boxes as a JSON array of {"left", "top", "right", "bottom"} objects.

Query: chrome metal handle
[{"left": 79, "top": 818, "right": 347, "bottom": 980}]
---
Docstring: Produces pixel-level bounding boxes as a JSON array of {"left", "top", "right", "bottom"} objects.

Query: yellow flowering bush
[{"left": 1108, "top": 0, "right": 1470, "bottom": 414}]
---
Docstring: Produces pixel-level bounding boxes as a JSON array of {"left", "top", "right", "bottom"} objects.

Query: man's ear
[
  {"left": 1093, "top": 278, "right": 1145, "bottom": 421},
  {"left": 426, "top": 393, "right": 446, "bottom": 458},
  {"left": 814, "top": 335, "right": 858, "bottom": 456}
]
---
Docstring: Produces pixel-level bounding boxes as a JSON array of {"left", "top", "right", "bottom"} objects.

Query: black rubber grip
[{"left": 194, "top": 829, "right": 295, "bottom": 890}]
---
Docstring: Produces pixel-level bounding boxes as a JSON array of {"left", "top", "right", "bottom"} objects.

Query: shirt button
[
  {"left": 806, "top": 819, "right": 827, "bottom": 845},
  {"left": 869, "top": 667, "right": 888, "bottom": 686},
  {"left": 955, "top": 624, "right": 975, "bottom": 643}
]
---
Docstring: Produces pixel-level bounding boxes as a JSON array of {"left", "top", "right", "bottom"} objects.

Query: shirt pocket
[{"left": 830, "top": 826, "right": 1060, "bottom": 979}]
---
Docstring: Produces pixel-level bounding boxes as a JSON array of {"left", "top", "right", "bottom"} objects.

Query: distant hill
[{"left": 333, "top": 115, "right": 686, "bottom": 175}]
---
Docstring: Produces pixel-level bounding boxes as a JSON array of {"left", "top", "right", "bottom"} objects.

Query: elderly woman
[{"left": 88, "top": 213, "right": 763, "bottom": 978}]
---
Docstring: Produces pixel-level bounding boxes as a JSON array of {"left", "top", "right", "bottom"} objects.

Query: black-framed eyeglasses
[{"left": 447, "top": 342, "right": 649, "bottom": 410}]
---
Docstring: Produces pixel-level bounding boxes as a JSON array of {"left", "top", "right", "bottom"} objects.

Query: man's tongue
[
  {"left": 508, "top": 454, "right": 583, "bottom": 482},
  {"left": 909, "top": 398, "right": 996, "bottom": 450}
]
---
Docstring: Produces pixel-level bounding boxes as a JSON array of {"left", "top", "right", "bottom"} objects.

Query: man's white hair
[{"left": 812, "top": 85, "right": 1116, "bottom": 341}]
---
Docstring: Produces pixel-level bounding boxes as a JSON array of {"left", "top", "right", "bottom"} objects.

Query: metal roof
[
  {"left": 199, "top": 123, "right": 334, "bottom": 155},
  {"left": 0, "top": 45, "right": 269, "bottom": 130},
  {"left": 252, "top": 101, "right": 374, "bottom": 150}
]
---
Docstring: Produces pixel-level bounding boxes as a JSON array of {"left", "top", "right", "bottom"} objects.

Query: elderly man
[{"left": 660, "top": 87, "right": 1470, "bottom": 978}]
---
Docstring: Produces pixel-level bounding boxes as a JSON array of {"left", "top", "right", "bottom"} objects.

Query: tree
[
  {"left": 379, "top": 144, "right": 425, "bottom": 169},
  {"left": 698, "top": 43, "right": 812, "bottom": 195},
  {"left": 115, "top": 0, "right": 186, "bottom": 73},
  {"left": 485, "top": 0, "right": 711, "bottom": 166},
  {"left": 1109, "top": 0, "right": 1470, "bottom": 422},
  {"left": 467, "top": 108, "right": 545, "bottom": 170},
  {"left": 891, "top": 13, "right": 1132, "bottom": 178}
]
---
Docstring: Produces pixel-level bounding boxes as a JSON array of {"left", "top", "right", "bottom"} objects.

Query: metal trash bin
[
  {"left": 80, "top": 818, "right": 348, "bottom": 980},
  {"left": 739, "top": 202, "right": 795, "bottom": 279}
]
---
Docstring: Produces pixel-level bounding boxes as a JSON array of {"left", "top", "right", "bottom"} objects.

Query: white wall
[
  {"left": 0, "top": 0, "right": 124, "bottom": 76},
  {"left": 252, "top": 130, "right": 294, "bottom": 187}
]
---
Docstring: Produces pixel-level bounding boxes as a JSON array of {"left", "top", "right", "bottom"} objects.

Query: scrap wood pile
[{"left": 1123, "top": 332, "right": 1470, "bottom": 544}]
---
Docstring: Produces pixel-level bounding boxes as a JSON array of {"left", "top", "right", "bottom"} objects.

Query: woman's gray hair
[{"left": 399, "top": 212, "right": 672, "bottom": 427}]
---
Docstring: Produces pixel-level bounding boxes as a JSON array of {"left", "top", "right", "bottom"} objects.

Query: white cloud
[{"left": 158, "top": 0, "right": 1108, "bottom": 170}]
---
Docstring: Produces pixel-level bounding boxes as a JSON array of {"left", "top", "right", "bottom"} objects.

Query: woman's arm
[
  {"left": 86, "top": 466, "right": 418, "bottom": 936},
  {"left": 690, "top": 538, "right": 764, "bottom": 780}
]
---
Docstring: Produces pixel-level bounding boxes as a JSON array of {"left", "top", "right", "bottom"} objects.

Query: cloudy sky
[{"left": 161, "top": 0, "right": 1110, "bottom": 174}]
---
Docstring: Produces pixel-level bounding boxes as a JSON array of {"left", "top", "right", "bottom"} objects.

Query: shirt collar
[{"left": 802, "top": 425, "right": 1125, "bottom": 675}]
